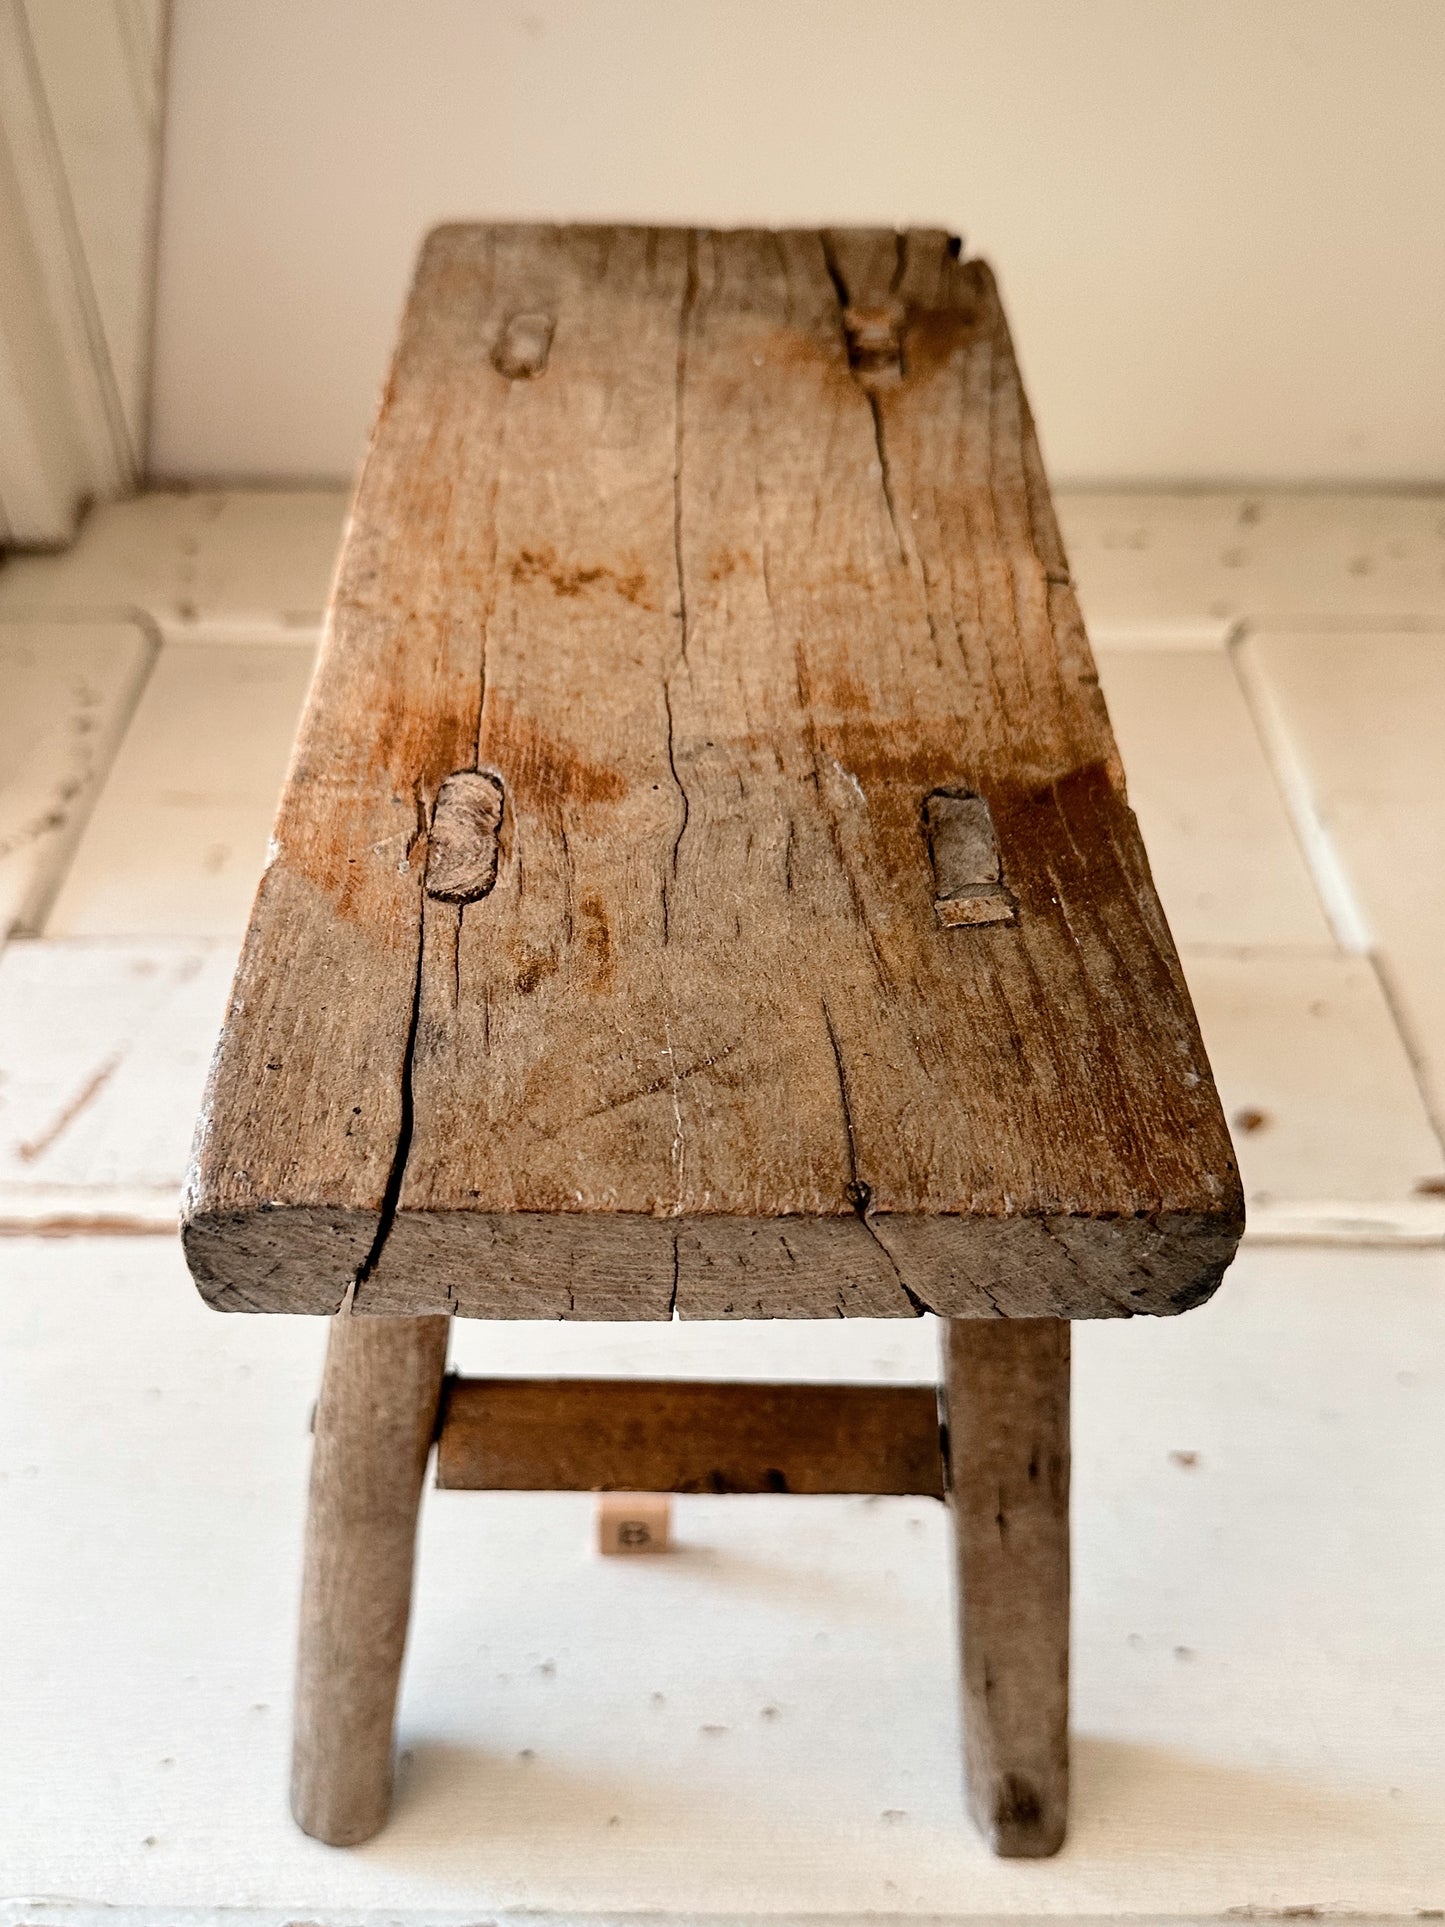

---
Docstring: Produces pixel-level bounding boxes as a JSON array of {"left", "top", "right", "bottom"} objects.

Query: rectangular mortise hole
[{"left": 923, "top": 788, "right": 1017, "bottom": 927}]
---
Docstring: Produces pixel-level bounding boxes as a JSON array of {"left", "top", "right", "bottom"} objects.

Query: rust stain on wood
[
  {"left": 511, "top": 544, "right": 656, "bottom": 609},
  {"left": 515, "top": 951, "right": 560, "bottom": 995},
  {"left": 481, "top": 693, "right": 629, "bottom": 825},
  {"left": 579, "top": 891, "right": 614, "bottom": 986}
]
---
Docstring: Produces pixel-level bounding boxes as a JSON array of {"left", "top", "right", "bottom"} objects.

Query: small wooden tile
[{"left": 597, "top": 1493, "right": 672, "bottom": 1556}]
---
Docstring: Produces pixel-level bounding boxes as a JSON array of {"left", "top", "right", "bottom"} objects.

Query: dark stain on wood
[
  {"left": 480, "top": 694, "right": 628, "bottom": 826},
  {"left": 706, "top": 546, "right": 750, "bottom": 584},
  {"left": 511, "top": 544, "right": 655, "bottom": 609},
  {"left": 900, "top": 298, "right": 983, "bottom": 377},
  {"left": 515, "top": 951, "right": 560, "bottom": 995},
  {"left": 579, "top": 890, "right": 614, "bottom": 984}
]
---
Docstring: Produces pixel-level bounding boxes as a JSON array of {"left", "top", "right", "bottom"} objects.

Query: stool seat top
[{"left": 183, "top": 224, "right": 1242, "bottom": 1321}]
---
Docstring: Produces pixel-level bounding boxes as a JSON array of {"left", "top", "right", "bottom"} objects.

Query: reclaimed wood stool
[{"left": 182, "top": 224, "right": 1243, "bottom": 1858}]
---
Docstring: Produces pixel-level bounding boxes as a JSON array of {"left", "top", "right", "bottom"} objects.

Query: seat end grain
[
  {"left": 339, "top": 1196, "right": 1243, "bottom": 1323},
  {"left": 871, "top": 1204, "right": 1245, "bottom": 1321},
  {"left": 181, "top": 1203, "right": 379, "bottom": 1315}
]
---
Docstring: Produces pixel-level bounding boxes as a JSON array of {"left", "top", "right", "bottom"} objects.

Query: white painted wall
[
  {"left": 0, "top": 0, "right": 167, "bottom": 543},
  {"left": 150, "top": 0, "right": 1445, "bottom": 487}
]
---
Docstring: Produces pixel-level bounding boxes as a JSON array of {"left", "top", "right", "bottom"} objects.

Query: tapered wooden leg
[
  {"left": 291, "top": 1308, "right": 450, "bottom": 1845},
  {"left": 943, "top": 1317, "right": 1070, "bottom": 1857}
]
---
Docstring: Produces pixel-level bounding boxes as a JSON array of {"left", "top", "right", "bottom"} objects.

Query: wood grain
[
  {"left": 290, "top": 1308, "right": 449, "bottom": 1846},
  {"left": 435, "top": 1376, "right": 946, "bottom": 1496},
  {"left": 943, "top": 1316, "right": 1070, "bottom": 1857},
  {"left": 183, "top": 224, "right": 1243, "bottom": 1320}
]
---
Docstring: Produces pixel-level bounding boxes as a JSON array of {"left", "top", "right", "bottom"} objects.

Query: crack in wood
[
  {"left": 821, "top": 997, "right": 930, "bottom": 1317},
  {"left": 660, "top": 681, "right": 688, "bottom": 943},
  {"left": 356, "top": 915, "right": 426, "bottom": 1285}
]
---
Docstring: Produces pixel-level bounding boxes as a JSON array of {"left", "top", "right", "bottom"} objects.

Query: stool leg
[
  {"left": 943, "top": 1317, "right": 1070, "bottom": 1857},
  {"left": 291, "top": 1308, "right": 450, "bottom": 1845}
]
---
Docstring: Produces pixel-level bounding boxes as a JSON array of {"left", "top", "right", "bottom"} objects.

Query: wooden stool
[{"left": 182, "top": 224, "right": 1242, "bottom": 1858}]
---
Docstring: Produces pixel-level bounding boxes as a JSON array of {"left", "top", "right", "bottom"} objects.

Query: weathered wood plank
[
  {"left": 184, "top": 228, "right": 586, "bottom": 1310},
  {"left": 435, "top": 1377, "right": 947, "bottom": 1496},
  {"left": 184, "top": 224, "right": 1242, "bottom": 1320}
]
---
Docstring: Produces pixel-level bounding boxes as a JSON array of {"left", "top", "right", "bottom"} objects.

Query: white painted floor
[
  {"left": 3, "top": 1238, "right": 1443, "bottom": 1917},
  {"left": 1, "top": 489, "right": 1443, "bottom": 1920}
]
